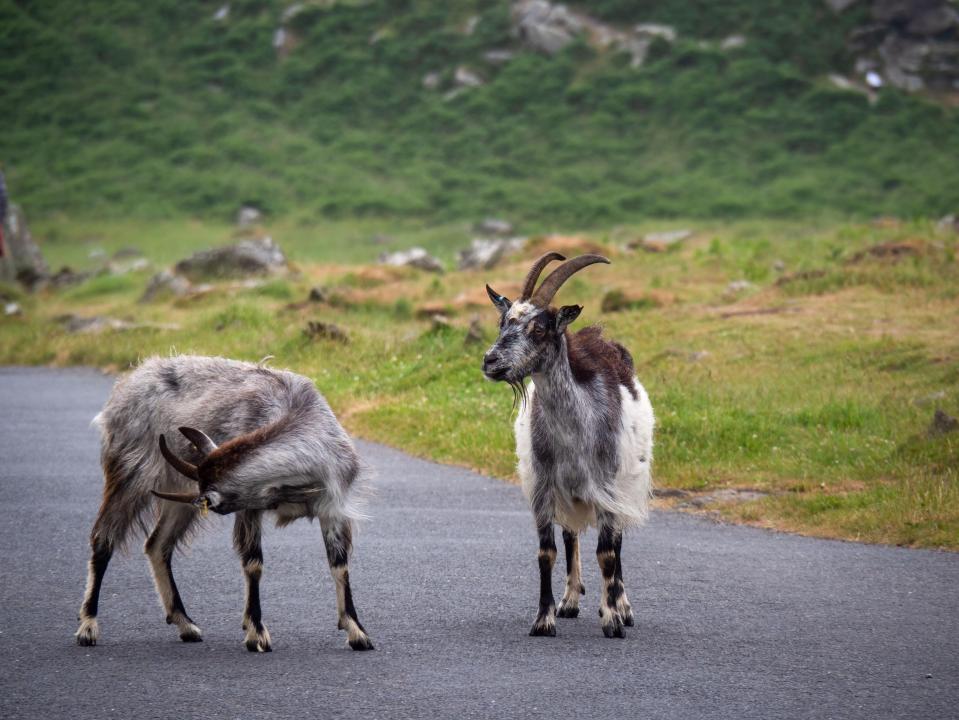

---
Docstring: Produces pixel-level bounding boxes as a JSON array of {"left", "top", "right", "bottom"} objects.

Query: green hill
[{"left": 2, "top": 0, "right": 958, "bottom": 223}]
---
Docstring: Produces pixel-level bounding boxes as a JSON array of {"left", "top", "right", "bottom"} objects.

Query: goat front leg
[
  {"left": 321, "top": 518, "right": 373, "bottom": 651},
  {"left": 529, "top": 520, "right": 557, "bottom": 636},
  {"left": 596, "top": 518, "right": 626, "bottom": 638},
  {"left": 234, "top": 510, "right": 271, "bottom": 652},
  {"left": 556, "top": 527, "right": 585, "bottom": 619}
]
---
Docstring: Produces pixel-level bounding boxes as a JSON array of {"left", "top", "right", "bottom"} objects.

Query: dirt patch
[
  {"left": 524, "top": 234, "right": 612, "bottom": 258},
  {"left": 846, "top": 239, "right": 927, "bottom": 264}
]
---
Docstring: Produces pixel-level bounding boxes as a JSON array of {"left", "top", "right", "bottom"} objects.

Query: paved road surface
[{"left": 0, "top": 367, "right": 956, "bottom": 719}]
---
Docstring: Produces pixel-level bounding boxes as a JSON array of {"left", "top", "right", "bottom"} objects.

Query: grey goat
[
  {"left": 74, "top": 355, "right": 373, "bottom": 651},
  {"left": 483, "top": 253, "right": 655, "bottom": 639}
]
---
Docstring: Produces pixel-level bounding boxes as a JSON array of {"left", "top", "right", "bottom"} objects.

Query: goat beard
[{"left": 507, "top": 378, "right": 530, "bottom": 416}]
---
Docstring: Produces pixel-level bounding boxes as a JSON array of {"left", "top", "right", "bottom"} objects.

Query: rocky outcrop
[
  {"left": 457, "top": 237, "right": 526, "bottom": 270},
  {"left": 174, "top": 236, "right": 287, "bottom": 280},
  {"left": 377, "top": 247, "right": 444, "bottom": 273},
  {"left": 834, "top": 0, "right": 959, "bottom": 92},
  {"left": 0, "top": 204, "right": 49, "bottom": 290}
]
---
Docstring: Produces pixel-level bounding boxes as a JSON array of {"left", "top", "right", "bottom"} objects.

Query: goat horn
[
  {"left": 529, "top": 254, "right": 610, "bottom": 307},
  {"left": 151, "top": 490, "right": 200, "bottom": 505},
  {"left": 178, "top": 426, "right": 218, "bottom": 456},
  {"left": 158, "top": 434, "right": 200, "bottom": 482},
  {"left": 520, "top": 252, "right": 566, "bottom": 301}
]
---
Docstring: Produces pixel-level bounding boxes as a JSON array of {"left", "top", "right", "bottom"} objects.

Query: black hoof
[
  {"left": 349, "top": 636, "right": 375, "bottom": 651},
  {"left": 180, "top": 626, "right": 203, "bottom": 643},
  {"left": 529, "top": 618, "right": 557, "bottom": 637},
  {"left": 246, "top": 639, "right": 272, "bottom": 653},
  {"left": 556, "top": 605, "right": 580, "bottom": 619},
  {"left": 602, "top": 618, "right": 625, "bottom": 639},
  {"left": 76, "top": 635, "right": 96, "bottom": 647},
  {"left": 622, "top": 612, "right": 634, "bottom": 627}
]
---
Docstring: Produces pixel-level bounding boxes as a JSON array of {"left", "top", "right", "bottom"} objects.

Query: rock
[
  {"left": 631, "top": 229, "right": 692, "bottom": 252},
  {"left": 236, "top": 206, "right": 262, "bottom": 228},
  {"left": 474, "top": 217, "right": 515, "bottom": 237},
  {"left": 634, "top": 23, "right": 676, "bottom": 42},
  {"left": 454, "top": 66, "right": 484, "bottom": 88},
  {"left": 936, "top": 214, "right": 959, "bottom": 232},
  {"left": 58, "top": 314, "right": 179, "bottom": 334},
  {"left": 429, "top": 314, "right": 451, "bottom": 331},
  {"left": 825, "top": 0, "right": 862, "bottom": 11},
  {"left": 422, "top": 71, "right": 441, "bottom": 90},
  {"left": 4, "top": 301, "right": 21, "bottom": 316},
  {"left": 308, "top": 286, "right": 328, "bottom": 303},
  {"left": 140, "top": 270, "right": 192, "bottom": 303},
  {"left": 213, "top": 4, "right": 229, "bottom": 21},
  {"left": 652, "top": 487, "right": 691, "bottom": 499},
  {"left": 929, "top": 409, "right": 959, "bottom": 436},
  {"left": 377, "top": 247, "right": 444, "bottom": 273},
  {"left": 725, "top": 280, "right": 754, "bottom": 294},
  {"left": 457, "top": 237, "right": 526, "bottom": 271},
  {"left": 772, "top": 259, "right": 786, "bottom": 273},
  {"left": 720, "top": 34, "right": 746, "bottom": 50},
  {"left": 464, "top": 315, "right": 485, "bottom": 345},
  {"left": 0, "top": 204, "right": 49, "bottom": 290},
  {"left": 512, "top": 0, "right": 582, "bottom": 55},
  {"left": 907, "top": 4, "right": 959, "bottom": 35},
  {"left": 913, "top": 390, "right": 947, "bottom": 406},
  {"left": 462, "top": 15, "right": 480, "bottom": 35},
  {"left": 304, "top": 320, "right": 349, "bottom": 343},
  {"left": 483, "top": 49, "right": 515, "bottom": 65},
  {"left": 105, "top": 257, "right": 150, "bottom": 276},
  {"left": 48, "top": 266, "right": 91, "bottom": 288},
  {"left": 175, "top": 236, "right": 287, "bottom": 280},
  {"left": 281, "top": 3, "right": 304, "bottom": 23}
]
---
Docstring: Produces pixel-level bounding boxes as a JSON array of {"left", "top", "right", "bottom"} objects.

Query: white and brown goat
[
  {"left": 483, "top": 253, "right": 655, "bottom": 639},
  {"left": 75, "top": 355, "right": 373, "bottom": 651}
]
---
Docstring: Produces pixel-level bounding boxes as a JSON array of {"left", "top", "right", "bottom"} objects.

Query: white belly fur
[{"left": 515, "top": 379, "right": 654, "bottom": 532}]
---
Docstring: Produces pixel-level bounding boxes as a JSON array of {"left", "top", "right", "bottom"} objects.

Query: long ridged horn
[
  {"left": 530, "top": 254, "right": 610, "bottom": 307},
  {"left": 179, "top": 426, "right": 217, "bottom": 456},
  {"left": 520, "top": 252, "right": 566, "bottom": 301},
  {"left": 158, "top": 434, "right": 200, "bottom": 482},
  {"left": 151, "top": 490, "right": 200, "bottom": 505}
]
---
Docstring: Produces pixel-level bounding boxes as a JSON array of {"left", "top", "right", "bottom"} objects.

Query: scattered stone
[
  {"left": 457, "top": 237, "right": 526, "bottom": 271},
  {"left": 462, "top": 15, "right": 480, "bottom": 35},
  {"left": 772, "top": 259, "right": 786, "bottom": 273},
  {"left": 929, "top": 409, "right": 958, "bottom": 436},
  {"left": 281, "top": 3, "right": 304, "bottom": 23},
  {"left": 464, "top": 315, "right": 485, "bottom": 345},
  {"left": 483, "top": 49, "right": 515, "bottom": 65},
  {"left": 913, "top": 390, "right": 947, "bottom": 406},
  {"left": 720, "top": 34, "right": 747, "bottom": 50},
  {"left": 429, "top": 314, "right": 452, "bottom": 332},
  {"left": 454, "top": 66, "right": 484, "bottom": 88},
  {"left": 422, "top": 71, "right": 442, "bottom": 90},
  {"left": 304, "top": 320, "right": 349, "bottom": 343},
  {"left": 377, "top": 247, "right": 444, "bottom": 273},
  {"left": 474, "top": 217, "right": 515, "bottom": 237},
  {"left": 308, "top": 286, "right": 329, "bottom": 303},
  {"left": 4, "top": 301, "right": 22, "bottom": 316},
  {"left": 936, "top": 214, "right": 958, "bottom": 232},
  {"left": 652, "top": 487, "right": 691, "bottom": 499},
  {"left": 105, "top": 257, "right": 150, "bottom": 276},
  {"left": 236, "top": 206, "right": 263, "bottom": 228},
  {"left": 48, "top": 266, "right": 92, "bottom": 288},
  {"left": 634, "top": 23, "right": 677, "bottom": 43},
  {"left": 825, "top": 0, "right": 862, "bottom": 12},
  {"left": 725, "top": 280, "right": 754, "bottom": 294},
  {"left": 631, "top": 229, "right": 692, "bottom": 253},
  {"left": 213, "top": 4, "right": 230, "bottom": 22},
  {"left": 680, "top": 488, "right": 769, "bottom": 509},
  {"left": 140, "top": 270, "right": 192, "bottom": 303},
  {"left": 58, "top": 314, "right": 179, "bottom": 334},
  {"left": 174, "top": 236, "right": 287, "bottom": 280},
  {"left": 88, "top": 248, "right": 107, "bottom": 261}
]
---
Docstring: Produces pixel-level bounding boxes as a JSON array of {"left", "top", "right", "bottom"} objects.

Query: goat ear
[
  {"left": 486, "top": 284, "right": 512, "bottom": 315},
  {"left": 178, "top": 426, "right": 218, "bottom": 456},
  {"left": 556, "top": 304, "right": 582, "bottom": 332}
]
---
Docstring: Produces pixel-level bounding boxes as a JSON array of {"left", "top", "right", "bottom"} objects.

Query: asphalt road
[{"left": 0, "top": 366, "right": 957, "bottom": 720}]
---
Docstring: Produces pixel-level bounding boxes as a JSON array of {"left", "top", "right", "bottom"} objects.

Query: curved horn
[
  {"left": 158, "top": 434, "right": 200, "bottom": 482},
  {"left": 151, "top": 490, "right": 200, "bottom": 505},
  {"left": 520, "top": 252, "right": 566, "bottom": 301},
  {"left": 530, "top": 254, "right": 610, "bottom": 307},
  {"left": 179, "top": 426, "right": 218, "bottom": 456}
]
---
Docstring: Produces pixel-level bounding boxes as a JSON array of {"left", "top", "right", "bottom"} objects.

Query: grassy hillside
[{"left": 3, "top": 0, "right": 959, "bottom": 224}]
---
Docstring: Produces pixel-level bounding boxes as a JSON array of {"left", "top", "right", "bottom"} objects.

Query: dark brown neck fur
[{"left": 565, "top": 326, "right": 637, "bottom": 399}]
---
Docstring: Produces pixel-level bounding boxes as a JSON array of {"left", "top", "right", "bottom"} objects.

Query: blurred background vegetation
[{"left": 2, "top": 0, "right": 958, "bottom": 224}]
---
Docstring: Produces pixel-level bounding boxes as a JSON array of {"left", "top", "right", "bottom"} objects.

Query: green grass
[{"left": 2, "top": 218, "right": 957, "bottom": 549}]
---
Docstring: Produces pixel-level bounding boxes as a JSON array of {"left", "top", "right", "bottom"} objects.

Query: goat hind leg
[
  {"left": 556, "top": 528, "right": 584, "bottom": 619},
  {"left": 614, "top": 531, "right": 633, "bottom": 626},
  {"left": 145, "top": 505, "right": 202, "bottom": 642},
  {"left": 322, "top": 519, "right": 373, "bottom": 651},
  {"left": 234, "top": 510, "right": 271, "bottom": 652}
]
